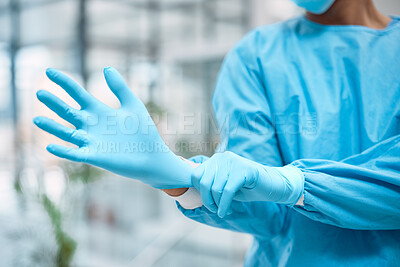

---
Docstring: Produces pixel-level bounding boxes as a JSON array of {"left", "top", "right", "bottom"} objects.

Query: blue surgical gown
[{"left": 177, "top": 16, "right": 400, "bottom": 266}]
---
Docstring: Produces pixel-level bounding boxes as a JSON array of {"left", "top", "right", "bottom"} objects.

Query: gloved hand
[
  {"left": 191, "top": 151, "right": 304, "bottom": 217},
  {"left": 34, "top": 67, "right": 193, "bottom": 189}
]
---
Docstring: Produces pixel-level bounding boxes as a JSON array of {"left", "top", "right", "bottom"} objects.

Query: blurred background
[{"left": 0, "top": 0, "right": 399, "bottom": 266}]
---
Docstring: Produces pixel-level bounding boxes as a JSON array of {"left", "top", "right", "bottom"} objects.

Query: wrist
[
  {"left": 273, "top": 165, "right": 305, "bottom": 206},
  {"left": 162, "top": 188, "right": 189, "bottom": 196},
  {"left": 161, "top": 156, "right": 200, "bottom": 195}
]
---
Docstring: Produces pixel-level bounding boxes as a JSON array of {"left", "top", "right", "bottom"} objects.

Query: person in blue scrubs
[
  {"left": 34, "top": 0, "right": 400, "bottom": 266},
  {"left": 163, "top": 0, "right": 400, "bottom": 266}
]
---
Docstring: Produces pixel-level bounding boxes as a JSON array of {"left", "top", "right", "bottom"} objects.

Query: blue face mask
[{"left": 291, "top": 0, "right": 336, "bottom": 14}]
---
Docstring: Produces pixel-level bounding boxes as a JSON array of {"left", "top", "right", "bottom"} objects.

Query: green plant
[
  {"left": 62, "top": 162, "right": 103, "bottom": 184},
  {"left": 41, "top": 195, "right": 76, "bottom": 267}
]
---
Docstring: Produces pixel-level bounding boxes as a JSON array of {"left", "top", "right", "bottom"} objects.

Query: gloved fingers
[
  {"left": 34, "top": 116, "right": 88, "bottom": 146},
  {"left": 46, "top": 144, "right": 88, "bottom": 163},
  {"left": 46, "top": 68, "right": 95, "bottom": 108},
  {"left": 217, "top": 173, "right": 245, "bottom": 218},
  {"left": 198, "top": 164, "right": 218, "bottom": 213},
  {"left": 36, "top": 90, "right": 82, "bottom": 126},
  {"left": 211, "top": 170, "right": 228, "bottom": 206},
  {"left": 103, "top": 67, "right": 136, "bottom": 107}
]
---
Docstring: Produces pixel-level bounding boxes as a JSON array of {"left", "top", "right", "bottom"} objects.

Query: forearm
[{"left": 291, "top": 135, "right": 400, "bottom": 229}]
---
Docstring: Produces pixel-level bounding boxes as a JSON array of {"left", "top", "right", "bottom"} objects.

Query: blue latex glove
[
  {"left": 34, "top": 67, "right": 193, "bottom": 189},
  {"left": 191, "top": 151, "right": 304, "bottom": 217}
]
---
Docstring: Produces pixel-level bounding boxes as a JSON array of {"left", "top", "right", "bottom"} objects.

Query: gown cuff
[{"left": 170, "top": 187, "right": 203, "bottom": 209}]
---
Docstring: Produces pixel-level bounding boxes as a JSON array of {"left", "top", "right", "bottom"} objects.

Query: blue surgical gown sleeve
[
  {"left": 177, "top": 34, "right": 289, "bottom": 239},
  {"left": 291, "top": 134, "right": 400, "bottom": 230}
]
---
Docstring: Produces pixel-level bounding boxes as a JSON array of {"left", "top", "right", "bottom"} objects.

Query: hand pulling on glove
[
  {"left": 34, "top": 67, "right": 193, "bottom": 189},
  {"left": 191, "top": 151, "right": 304, "bottom": 218}
]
